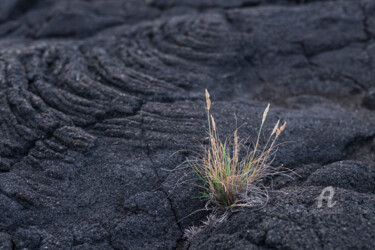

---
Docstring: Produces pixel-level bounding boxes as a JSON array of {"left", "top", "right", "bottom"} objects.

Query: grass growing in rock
[
  {"left": 182, "top": 90, "right": 289, "bottom": 242},
  {"left": 188, "top": 90, "right": 287, "bottom": 210}
]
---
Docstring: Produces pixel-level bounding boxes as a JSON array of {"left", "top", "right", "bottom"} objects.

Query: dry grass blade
[{"left": 188, "top": 89, "right": 287, "bottom": 210}]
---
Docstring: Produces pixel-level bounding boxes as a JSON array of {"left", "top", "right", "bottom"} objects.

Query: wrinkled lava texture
[{"left": 1, "top": 0, "right": 375, "bottom": 249}]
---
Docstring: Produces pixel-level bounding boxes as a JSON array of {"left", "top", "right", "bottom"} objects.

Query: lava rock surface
[{"left": 0, "top": 0, "right": 375, "bottom": 249}]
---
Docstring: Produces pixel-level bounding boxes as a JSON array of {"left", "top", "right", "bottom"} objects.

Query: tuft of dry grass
[{"left": 188, "top": 90, "right": 287, "bottom": 210}]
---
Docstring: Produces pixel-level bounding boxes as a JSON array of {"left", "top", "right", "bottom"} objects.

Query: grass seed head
[{"left": 205, "top": 89, "right": 211, "bottom": 111}]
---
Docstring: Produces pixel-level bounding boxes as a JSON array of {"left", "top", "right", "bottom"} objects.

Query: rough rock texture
[
  {"left": 0, "top": 0, "right": 375, "bottom": 249},
  {"left": 189, "top": 186, "right": 375, "bottom": 250}
]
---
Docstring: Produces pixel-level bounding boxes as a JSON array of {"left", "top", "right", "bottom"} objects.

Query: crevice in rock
[
  {"left": 145, "top": 142, "right": 184, "bottom": 235},
  {"left": 11, "top": 239, "right": 16, "bottom": 250},
  {"left": 340, "top": 74, "right": 367, "bottom": 93},
  {"left": 138, "top": 102, "right": 184, "bottom": 244},
  {"left": 358, "top": 2, "right": 372, "bottom": 42},
  {"left": 299, "top": 41, "right": 318, "bottom": 68},
  {"left": 344, "top": 133, "right": 375, "bottom": 162},
  {"left": 344, "top": 133, "right": 375, "bottom": 154}
]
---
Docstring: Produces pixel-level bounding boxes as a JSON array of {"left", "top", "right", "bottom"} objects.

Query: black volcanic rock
[
  {"left": 0, "top": 0, "right": 374, "bottom": 249},
  {"left": 304, "top": 161, "right": 375, "bottom": 194},
  {"left": 363, "top": 87, "right": 375, "bottom": 110},
  {"left": 0, "top": 232, "right": 12, "bottom": 249},
  {"left": 188, "top": 186, "right": 375, "bottom": 250}
]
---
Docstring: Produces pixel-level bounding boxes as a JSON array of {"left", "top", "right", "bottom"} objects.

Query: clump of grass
[{"left": 189, "top": 90, "right": 286, "bottom": 210}]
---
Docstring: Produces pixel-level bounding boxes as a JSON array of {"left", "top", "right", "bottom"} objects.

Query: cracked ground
[{"left": 0, "top": 0, "right": 375, "bottom": 249}]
